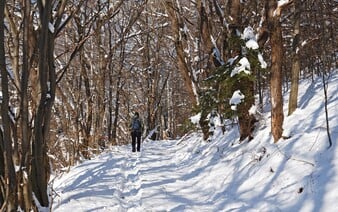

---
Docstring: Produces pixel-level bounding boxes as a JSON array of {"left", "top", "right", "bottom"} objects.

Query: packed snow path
[
  {"left": 52, "top": 131, "right": 338, "bottom": 212},
  {"left": 52, "top": 139, "right": 210, "bottom": 211}
]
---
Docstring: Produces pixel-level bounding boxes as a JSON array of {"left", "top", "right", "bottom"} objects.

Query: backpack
[{"left": 131, "top": 118, "right": 141, "bottom": 131}]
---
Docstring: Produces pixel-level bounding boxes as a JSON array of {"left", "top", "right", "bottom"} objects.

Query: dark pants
[{"left": 131, "top": 131, "right": 142, "bottom": 152}]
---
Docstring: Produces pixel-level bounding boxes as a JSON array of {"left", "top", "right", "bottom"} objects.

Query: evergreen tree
[{"left": 199, "top": 27, "right": 266, "bottom": 142}]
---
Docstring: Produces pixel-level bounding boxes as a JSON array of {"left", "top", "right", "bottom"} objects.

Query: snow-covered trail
[
  {"left": 52, "top": 139, "right": 197, "bottom": 211},
  {"left": 52, "top": 129, "right": 338, "bottom": 211}
]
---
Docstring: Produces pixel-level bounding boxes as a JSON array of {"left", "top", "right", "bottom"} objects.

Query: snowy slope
[{"left": 52, "top": 74, "right": 338, "bottom": 212}]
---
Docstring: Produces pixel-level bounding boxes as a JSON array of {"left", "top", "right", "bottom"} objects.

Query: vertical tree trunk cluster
[
  {"left": 1, "top": 0, "right": 77, "bottom": 210},
  {"left": 164, "top": 0, "right": 198, "bottom": 106},
  {"left": 31, "top": 1, "right": 54, "bottom": 206}
]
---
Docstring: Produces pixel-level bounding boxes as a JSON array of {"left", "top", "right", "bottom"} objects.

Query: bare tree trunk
[
  {"left": 0, "top": 136, "right": 4, "bottom": 206},
  {"left": 80, "top": 52, "right": 93, "bottom": 159},
  {"left": 20, "top": 0, "right": 33, "bottom": 210},
  {"left": 322, "top": 73, "right": 332, "bottom": 148},
  {"left": 164, "top": 0, "right": 198, "bottom": 106},
  {"left": 267, "top": 1, "right": 285, "bottom": 142},
  {"left": 112, "top": 75, "right": 122, "bottom": 144},
  {"left": 4, "top": 0, "right": 21, "bottom": 169},
  {"left": 0, "top": 0, "right": 17, "bottom": 210},
  {"left": 108, "top": 54, "right": 114, "bottom": 144},
  {"left": 197, "top": 0, "right": 216, "bottom": 72},
  {"left": 93, "top": 21, "right": 107, "bottom": 151},
  {"left": 112, "top": 66, "right": 124, "bottom": 145},
  {"left": 288, "top": 0, "right": 301, "bottom": 116},
  {"left": 112, "top": 34, "right": 127, "bottom": 144},
  {"left": 144, "top": 32, "right": 156, "bottom": 138},
  {"left": 31, "top": 0, "right": 54, "bottom": 207}
]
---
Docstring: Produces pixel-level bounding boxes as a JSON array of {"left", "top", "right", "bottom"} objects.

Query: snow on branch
[
  {"left": 231, "top": 57, "right": 251, "bottom": 77},
  {"left": 49, "top": 22, "right": 55, "bottom": 33},
  {"left": 243, "top": 27, "right": 259, "bottom": 50},
  {"left": 211, "top": 35, "right": 225, "bottom": 66},
  {"left": 278, "top": 0, "right": 291, "bottom": 7},
  {"left": 229, "top": 90, "right": 245, "bottom": 111},
  {"left": 274, "top": 0, "right": 293, "bottom": 17}
]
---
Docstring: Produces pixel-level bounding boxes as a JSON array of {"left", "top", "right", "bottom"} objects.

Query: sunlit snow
[
  {"left": 230, "top": 57, "right": 251, "bottom": 77},
  {"left": 229, "top": 90, "right": 245, "bottom": 110},
  {"left": 52, "top": 73, "right": 338, "bottom": 212}
]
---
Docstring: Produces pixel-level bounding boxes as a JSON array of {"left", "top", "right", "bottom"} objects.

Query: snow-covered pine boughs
[
  {"left": 230, "top": 57, "right": 251, "bottom": 77},
  {"left": 230, "top": 90, "right": 245, "bottom": 111},
  {"left": 242, "top": 27, "right": 259, "bottom": 50},
  {"left": 242, "top": 26, "right": 267, "bottom": 69},
  {"left": 197, "top": 26, "right": 267, "bottom": 141}
]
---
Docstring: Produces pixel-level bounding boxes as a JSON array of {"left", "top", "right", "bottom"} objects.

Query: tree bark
[
  {"left": 0, "top": 0, "right": 17, "bottom": 210},
  {"left": 197, "top": 0, "right": 216, "bottom": 72},
  {"left": 112, "top": 44, "right": 125, "bottom": 144},
  {"left": 288, "top": 0, "right": 301, "bottom": 116},
  {"left": 20, "top": 0, "right": 33, "bottom": 210},
  {"left": 80, "top": 52, "right": 93, "bottom": 159},
  {"left": 32, "top": 0, "right": 54, "bottom": 207},
  {"left": 164, "top": 0, "right": 198, "bottom": 106},
  {"left": 107, "top": 29, "right": 114, "bottom": 144},
  {"left": 322, "top": 73, "right": 332, "bottom": 148},
  {"left": 267, "top": 1, "right": 284, "bottom": 142}
]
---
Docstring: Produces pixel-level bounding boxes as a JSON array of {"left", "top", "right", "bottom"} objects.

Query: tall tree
[
  {"left": 226, "top": 0, "right": 257, "bottom": 142},
  {"left": 31, "top": 0, "right": 54, "bottom": 206},
  {"left": 1, "top": 0, "right": 18, "bottom": 210},
  {"left": 164, "top": 0, "right": 198, "bottom": 106},
  {"left": 196, "top": 0, "right": 260, "bottom": 141},
  {"left": 31, "top": 0, "right": 78, "bottom": 207},
  {"left": 288, "top": 0, "right": 301, "bottom": 116},
  {"left": 265, "top": 0, "right": 290, "bottom": 142},
  {"left": 20, "top": 0, "right": 33, "bottom": 210}
]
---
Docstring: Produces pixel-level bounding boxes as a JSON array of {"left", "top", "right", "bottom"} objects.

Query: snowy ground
[{"left": 52, "top": 74, "right": 338, "bottom": 211}]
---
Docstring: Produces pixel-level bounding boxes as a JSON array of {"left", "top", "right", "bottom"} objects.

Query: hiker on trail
[{"left": 130, "top": 112, "right": 143, "bottom": 152}]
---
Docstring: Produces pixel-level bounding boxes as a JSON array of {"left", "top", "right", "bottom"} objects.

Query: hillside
[{"left": 52, "top": 73, "right": 338, "bottom": 211}]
